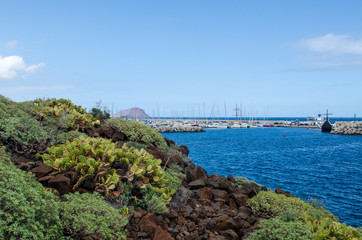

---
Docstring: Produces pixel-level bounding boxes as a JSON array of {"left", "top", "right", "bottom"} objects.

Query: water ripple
[{"left": 163, "top": 128, "right": 362, "bottom": 227}]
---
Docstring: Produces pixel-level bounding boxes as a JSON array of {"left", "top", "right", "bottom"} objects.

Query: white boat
[{"left": 230, "top": 123, "right": 248, "bottom": 128}]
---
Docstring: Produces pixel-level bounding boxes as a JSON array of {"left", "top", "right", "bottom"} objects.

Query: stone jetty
[
  {"left": 156, "top": 125, "right": 205, "bottom": 133},
  {"left": 331, "top": 121, "right": 362, "bottom": 135}
]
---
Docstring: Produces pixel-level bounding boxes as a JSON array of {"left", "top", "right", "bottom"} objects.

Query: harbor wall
[{"left": 331, "top": 121, "right": 362, "bottom": 135}]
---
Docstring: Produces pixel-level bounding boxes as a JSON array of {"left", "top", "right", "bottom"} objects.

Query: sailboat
[{"left": 321, "top": 110, "right": 333, "bottom": 132}]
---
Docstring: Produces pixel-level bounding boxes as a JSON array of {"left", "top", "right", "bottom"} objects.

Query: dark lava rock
[
  {"left": 146, "top": 143, "right": 167, "bottom": 163},
  {"left": 31, "top": 164, "right": 54, "bottom": 178},
  {"left": 186, "top": 166, "right": 207, "bottom": 183},
  {"left": 81, "top": 232, "right": 104, "bottom": 240},
  {"left": 275, "top": 187, "right": 296, "bottom": 198},
  {"left": 220, "top": 229, "right": 238, "bottom": 239},
  {"left": 178, "top": 145, "right": 189, "bottom": 156},
  {"left": 188, "top": 179, "right": 206, "bottom": 189},
  {"left": 48, "top": 174, "right": 71, "bottom": 195}
]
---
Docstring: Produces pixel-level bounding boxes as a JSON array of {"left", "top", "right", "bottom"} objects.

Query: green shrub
[
  {"left": 34, "top": 98, "right": 99, "bottom": 131},
  {"left": 0, "top": 147, "right": 63, "bottom": 239},
  {"left": 248, "top": 190, "right": 336, "bottom": 220},
  {"left": 301, "top": 216, "right": 362, "bottom": 240},
  {"left": 247, "top": 215, "right": 315, "bottom": 240},
  {"left": 39, "top": 137, "right": 179, "bottom": 202},
  {"left": 165, "top": 164, "right": 184, "bottom": 194},
  {"left": 105, "top": 118, "right": 167, "bottom": 149},
  {"left": 139, "top": 188, "right": 169, "bottom": 214},
  {"left": 163, "top": 144, "right": 190, "bottom": 163},
  {"left": 59, "top": 192, "right": 128, "bottom": 239},
  {"left": 127, "top": 141, "right": 147, "bottom": 150},
  {"left": 234, "top": 176, "right": 262, "bottom": 191},
  {"left": 38, "top": 136, "right": 121, "bottom": 195},
  {"left": 90, "top": 101, "right": 110, "bottom": 120}
]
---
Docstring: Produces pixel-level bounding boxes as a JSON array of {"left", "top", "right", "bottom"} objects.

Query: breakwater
[
  {"left": 156, "top": 125, "right": 205, "bottom": 133},
  {"left": 331, "top": 121, "right": 362, "bottom": 135}
]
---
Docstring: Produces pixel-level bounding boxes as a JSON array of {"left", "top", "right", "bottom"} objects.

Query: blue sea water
[{"left": 162, "top": 128, "right": 362, "bottom": 227}]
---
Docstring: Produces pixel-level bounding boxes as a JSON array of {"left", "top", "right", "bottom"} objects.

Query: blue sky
[{"left": 1, "top": 1, "right": 362, "bottom": 117}]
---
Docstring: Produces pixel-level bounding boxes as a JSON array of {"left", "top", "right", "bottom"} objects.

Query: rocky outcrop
[
  {"left": 156, "top": 126, "right": 205, "bottom": 133},
  {"left": 331, "top": 121, "right": 362, "bottom": 135},
  {"left": 127, "top": 161, "right": 262, "bottom": 240}
]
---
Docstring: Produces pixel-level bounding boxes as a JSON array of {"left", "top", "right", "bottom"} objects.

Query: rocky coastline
[
  {"left": 156, "top": 125, "right": 205, "bottom": 133},
  {"left": 1, "top": 96, "right": 361, "bottom": 240},
  {"left": 331, "top": 121, "right": 362, "bottom": 135},
  {"left": 8, "top": 124, "right": 279, "bottom": 240}
]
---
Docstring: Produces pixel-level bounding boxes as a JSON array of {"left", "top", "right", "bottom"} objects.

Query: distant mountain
[{"left": 112, "top": 107, "right": 150, "bottom": 118}]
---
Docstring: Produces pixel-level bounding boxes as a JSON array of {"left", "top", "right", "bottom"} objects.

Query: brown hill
[{"left": 112, "top": 107, "right": 150, "bottom": 118}]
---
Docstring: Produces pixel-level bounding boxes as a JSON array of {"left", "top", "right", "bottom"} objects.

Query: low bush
[
  {"left": 301, "top": 215, "right": 362, "bottom": 240},
  {"left": 138, "top": 188, "right": 169, "bottom": 214},
  {"left": 59, "top": 192, "right": 128, "bottom": 239},
  {"left": 38, "top": 136, "right": 122, "bottom": 195},
  {"left": 0, "top": 147, "right": 63, "bottom": 239},
  {"left": 247, "top": 214, "right": 315, "bottom": 240},
  {"left": 105, "top": 118, "right": 167, "bottom": 149},
  {"left": 127, "top": 141, "right": 147, "bottom": 150},
  {"left": 38, "top": 137, "right": 181, "bottom": 203},
  {"left": 248, "top": 190, "right": 336, "bottom": 220},
  {"left": 90, "top": 101, "right": 110, "bottom": 120},
  {"left": 163, "top": 144, "right": 190, "bottom": 163},
  {"left": 234, "top": 176, "right": 262, "bottom": 191},
  {"left": 34, "top": 98, "right": 99, "bottom": 131}
]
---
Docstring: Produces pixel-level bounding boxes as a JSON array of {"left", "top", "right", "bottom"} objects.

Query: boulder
[
  {"left": 146, "top": 143, "right": 167, "bottom": 163},
  {"left": 186, "top": 166, "right": 207, "bottom": 183},
  {"left": 211, "top": 189, "right": 228, "bottom": 201},
  {"left": 139, "top": 213, "right": 173, "bottom": 240},
  {"left": 199, "top": 187, "right": 213, "bottom": 200},
  {"left": 48, "top": 174, "right": 71, "bottom": 195},
  {"left": 81, "top": 232, "right": 104, "bottom": 240},
  {"left": 112, "top": 131, "right": 126, "bottom": 142},
  {"left": 188, "top": 179, "right": 206, "bottom": 189},
  {"left": 31, "top": 164, "right": 54, "bottom": 178},
  {"left": 220, "top": 229, "right": 239, "bottom": 239},
  {"left": 178, "top": 145, "right": 189, "bottom": 156}
]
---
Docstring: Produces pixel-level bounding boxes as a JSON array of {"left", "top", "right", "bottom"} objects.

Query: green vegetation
[
  {"left": 126, "top": 141, "right": 147, "bottom": 150},
  {"left": 0, "top": 96, "right": 88, "bottom": 154},
  {"left": 34, "top": 98, "right": 100, "bottom": 131},
  {"left": 0, "top": 146, "right": 63, "bottom": 239},
  {"left": 138, "top": 187, "right": 169, "bottom": 214},
  {"left": 38, "top": 136, "right": 120, "bottom": 194},
  {"left": 38, "top": 137, "right": 182, "bottom": 203},
  {"left": 105, "top": 118, "right": 167, "bottom": 149},
  {"left": 90, "top": 100, "right": 110, "bottom": 120},
  {"left": 248, "top": 191, "right": 362, "bottom": 240},
  {"left": 234, "top": 176, "right": 262, "bottom": 191},
  {"left": 248, "top": 213, "right": 315, "bottom": 240},
  {"left": 248, "top": 190, "right": 335, "bottom": 220},
  {"left": 59, "top": 192, "right": 128, "bottom": 239},
  {"left": 301, "top": 215, "right": 362, "bottom": 240}
]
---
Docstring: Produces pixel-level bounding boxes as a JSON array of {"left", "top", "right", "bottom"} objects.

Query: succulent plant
[
  {"left": 34, "top": 98, "right": 98, "bottom": 131},
  {"left": 39, "top": 136, "right": 181, "bottom": 202}
]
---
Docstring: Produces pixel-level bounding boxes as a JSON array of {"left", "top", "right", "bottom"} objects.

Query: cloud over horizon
[
  {"left": 299, "top": 34, "right": 362, "bottom": 55},
  {"left": 292, "top": 34, "right": 362, "bottom": 71},
  {"left": 0, "top": 56, "right": 45, "bottom": 80}
]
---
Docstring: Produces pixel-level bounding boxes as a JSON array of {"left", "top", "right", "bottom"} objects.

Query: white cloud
[
  {"left": 6, "top": 40, "right": 17, "bottom": 49},
  {"left": 299, "top": 34, "right": 362, "bottom": 55},
  {"left": 0, "top": 56, "right": 45, "bottom": 80},
  {"left": 26, "top": 63, "right": 45, "bottom": 72}
]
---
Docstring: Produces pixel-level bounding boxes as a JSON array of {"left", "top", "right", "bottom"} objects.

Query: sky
[{"left": 1, "top": 1, "right": 362, "bottom": 117}]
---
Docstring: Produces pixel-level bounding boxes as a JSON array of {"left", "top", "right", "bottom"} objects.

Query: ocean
[{"left": 162, "top": 128, "right": 362, "bottom": 227}]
